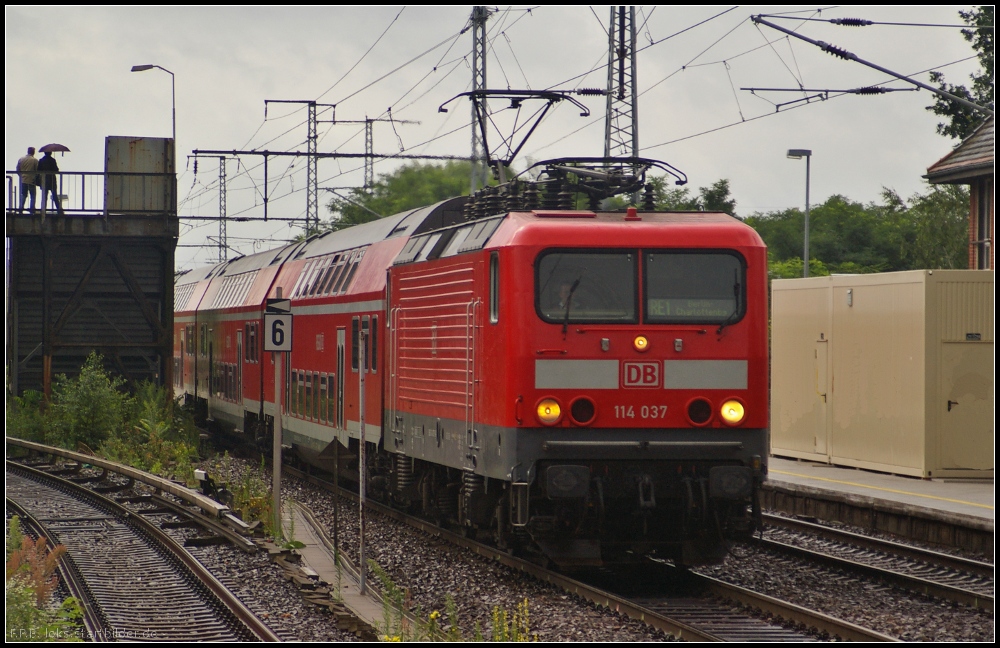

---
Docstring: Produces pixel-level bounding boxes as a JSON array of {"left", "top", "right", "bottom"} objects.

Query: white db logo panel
[{"left": 623, "top": 362, "right": 660, "bottom": 388}]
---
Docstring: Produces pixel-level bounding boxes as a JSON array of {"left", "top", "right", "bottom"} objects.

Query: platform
[
  {"left": 282, "top": 502, "right": 386, "bottom": 637},
  {"left": 767, "top": 456, "right": 994, "bottom": 523},
  {"left": 765, "top": 455, "right": 993, "bottom": 557}
]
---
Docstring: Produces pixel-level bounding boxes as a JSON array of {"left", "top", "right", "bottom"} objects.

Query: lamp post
[
  {"left": 131, "top": 64, "right": 175, "bottom": 146},
  {"left": 787, "top": 149, "right": 812, "bottom": 278}
]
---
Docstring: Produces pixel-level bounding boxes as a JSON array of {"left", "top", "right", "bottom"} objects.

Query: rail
[
  {"left": 6, "top": 170, "right": 176, "bottom": 217},
  {"left": 6, "top": 437, "right": 232, "bottom": 521}
]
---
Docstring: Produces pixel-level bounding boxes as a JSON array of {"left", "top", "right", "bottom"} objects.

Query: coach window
[
  {"left": 301, "top": 372, "right": 312, "bottom": 419},
  {"left": 361, "top": 316, "right": 371, "bottom": 372},
  {"left": 374, "top": 315, "right": 379, "bottom": 370},
  {"left": 200, "top": 324, "right": 208, "bottom": 356},
  {"left": 644, "top": 251, "right": 745, "bottom": 324},
  {"left": 250, "top": 323, "right": 259, "bottom": 363},
  {"left": 536, "top": 250, "right": 637, "bottom": 324},
  {"left": 490, "top": 252, "right": 500, "bottom": 324},
  {"left": 309, "top": 373, "right": 318, "bottom": 420},
  {"left": 334, "top": 374, "right": 337, "bottom": 425},
  {"left": 351, "top": 317, "right": 360, "bottom": 371},
  {"left": 319, "top": 375, "right": 328, "bottom": 424}
]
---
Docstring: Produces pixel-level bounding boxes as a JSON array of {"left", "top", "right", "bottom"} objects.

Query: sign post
[{"left": 265, "top": 294, "right": 292, "bottom": 538}]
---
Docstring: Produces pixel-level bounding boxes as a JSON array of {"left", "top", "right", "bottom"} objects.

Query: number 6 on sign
[{"left": 264, "top": 314, "right": 293, "bottom": 352}]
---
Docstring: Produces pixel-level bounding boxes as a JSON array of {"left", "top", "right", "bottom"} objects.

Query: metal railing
[{"left": 6, "top": 170, "right": 176, "bottom": 217}]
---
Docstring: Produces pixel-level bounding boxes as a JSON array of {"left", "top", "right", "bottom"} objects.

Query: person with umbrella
[
  {"left": 15, "top": 146, "right": 38, "bottom": 214},
  {"left": 37, "top": 144, "right": 67, "bottom": 215}
]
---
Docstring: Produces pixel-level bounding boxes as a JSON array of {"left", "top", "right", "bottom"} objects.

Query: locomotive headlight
[
  {"left": 633, "top": 335, "right": 649, "bottom": 352},
  {"left": 720, "top": 399, "right": 746, "bottom": 425},
  {"left": 536, "top": 398, "right": 563, "bottom": 425}
]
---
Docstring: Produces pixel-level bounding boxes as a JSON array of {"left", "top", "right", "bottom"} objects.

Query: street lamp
[
  {"left": 131, "top": 64, "right": 175, "bottom": 146},
  {"left": 787, "top": 149, "right": 812, "bottom": 278}
]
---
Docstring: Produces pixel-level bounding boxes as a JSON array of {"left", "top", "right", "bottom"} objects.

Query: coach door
[
  {"left": 336, "top": 328, "right": 346, "bottom": 429},
  {"left": 464, "top": 299, "right": 482, "bottom": 470},
  {"left": 236, "top": 330, "right": 243, "bottom": 405},
  {"left": 179, "top": 328, "right": 186, "bottom": 392}
]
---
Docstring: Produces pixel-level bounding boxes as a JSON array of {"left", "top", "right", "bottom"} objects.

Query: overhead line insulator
[
  {"left": 818, "top": 42, "right": 857, "bottom": 61},
  {"left": 831, "top": 18, "right": 873, "bottom": 27}
]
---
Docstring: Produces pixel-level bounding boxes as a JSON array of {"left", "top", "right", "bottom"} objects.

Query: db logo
[{"left": 623, "top": 362, "right": 660, "bottom": 388}]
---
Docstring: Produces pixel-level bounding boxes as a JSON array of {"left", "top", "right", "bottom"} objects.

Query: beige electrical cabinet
[{"left": 771, "top": 270, "right": 993, "bottom": 478}]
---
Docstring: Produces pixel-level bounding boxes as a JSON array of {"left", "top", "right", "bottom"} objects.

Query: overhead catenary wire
[
  {"left": 641, "top": 56, "right": 983, "bottom": 151},
  {"left": 756, "top": 14, "right": 981, "bottom": 29}
]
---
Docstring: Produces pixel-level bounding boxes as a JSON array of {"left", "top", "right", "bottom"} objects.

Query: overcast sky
[{"left": 5, "top": 6, "right": 983, "bottom": 271}]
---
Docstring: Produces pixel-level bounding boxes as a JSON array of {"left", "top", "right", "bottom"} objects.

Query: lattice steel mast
[
  {"left": 470, "top": 6, "right": 491, "bottom": 193},
  {"left": 604, "top": 6, "right": 640, "bottom": 159}
]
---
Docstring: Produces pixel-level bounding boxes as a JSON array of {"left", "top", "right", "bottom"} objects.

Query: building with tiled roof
[{"left": 924, "top": 116, "right": 994, "bottom": 270}]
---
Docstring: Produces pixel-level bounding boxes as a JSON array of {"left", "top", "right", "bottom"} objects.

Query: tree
[
  {"left": 890, "top": 184, "right": 969, "bottom": 269},
  {"left": 927, "top": 6, "right": 994, "bottom": 139},
  {"left": 323, "top": 161, "right": 475, "bottom": 231},
  {"left": 637, "top": 176, "right": 737, "bottom": 215},
  {"left": 746, "top": 184, "right": 970, "bottom": 277}
]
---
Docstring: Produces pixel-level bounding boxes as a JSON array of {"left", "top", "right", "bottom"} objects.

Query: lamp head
[
  {"left": 787, "top": 148, "right": 812, "bottom": 159},
  {"left": 131, "top": 64, "right": 155, "bottom": 72}
]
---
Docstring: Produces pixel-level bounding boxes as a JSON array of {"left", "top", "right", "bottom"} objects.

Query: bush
[
  {"left": 100, "top": 381, "right": 199, "bottom": 484},
  {"left": 5, "top": 516, "right": 82, "bottom": 642},
  {"left": 46, "top": 353, "right": 134, "bottom": 451},
  {"left": 7, "top": 353, "right": 200, "bottom": 485},
  {"left": 6, "top": 391, "right": 48, "bottom": 443}
]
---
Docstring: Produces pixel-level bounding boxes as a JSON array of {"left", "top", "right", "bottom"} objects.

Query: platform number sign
[{"left": 264, "top": 299, "right": 292, "bottom": 352}]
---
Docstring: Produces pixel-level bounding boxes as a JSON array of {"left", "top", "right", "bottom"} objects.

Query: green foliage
[
  {"left": 6, "top": 516, "right": 26, "bottom": 562},
  {"left": 367, "top": 556, "right": 537, "bottom": 642},
  {"left": 766, "top": 255, "right": 830, "bottom": 280},
  {"left": 323, "top": 161, "right": 475, "bottom": 231},
  {"left": 490, "top": 598, "right": 534, "bottom": 642},
  {"left": 370, "top": 560, "right": 407, "bottom": 641},
  {"left": 6, "top": 516, "right": 82, "bottom": 642},
  {"left": 746, "top": 184, "right": 970, "bottom": 275},
  {"left": 230, "top": 456, "right": 274, "bottom": 532},
  {"left": 5, "top": 581, "right": 83, "bottom": 643},
  {"left": 99, "top": 381, "right": 199, "bottom": 484},
  {"left": 892, "top": 184, "right": 970, "bottom": 269},
  {"left": 6, "top": 354, "right": 199, "bottom": 485},
  {"left": 46, "top": 353, "right": 134, "bottom": 451},
  {"left": 636, "top": 176, "right": 737, "bottom": 215},
  {"left": 6, "top": 391, "right": 48, "bottom": 443},
  {"left": 927, "top": 6, "right": 994, "bottom": 139}
]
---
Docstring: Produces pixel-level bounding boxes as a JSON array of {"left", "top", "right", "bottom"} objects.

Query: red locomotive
[{"left": 174, "top": 159, "right": 768, "bottom": 567}]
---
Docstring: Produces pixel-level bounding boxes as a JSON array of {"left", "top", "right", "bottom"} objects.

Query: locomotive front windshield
[
  {"left": 537, "top": 251, "right": 637, "bottom": 323},
  {"left": 645, "top": 251, "right": 744, "bottom": 324},
  {"left": 536, "top": 249, "right": 744, "bottom": 324}
]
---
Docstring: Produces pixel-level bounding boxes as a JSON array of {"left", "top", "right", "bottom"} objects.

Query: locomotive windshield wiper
[
  {"left": 716, "top": 270, "right": 741, "bottom": 335},
  {"left": 562, "top": 277, "right": 581, "bottom": 337}
]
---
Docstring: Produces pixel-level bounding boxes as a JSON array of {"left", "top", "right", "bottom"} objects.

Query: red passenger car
[{"left": 174, "top": 160, "right": 768, "bottom": 567}]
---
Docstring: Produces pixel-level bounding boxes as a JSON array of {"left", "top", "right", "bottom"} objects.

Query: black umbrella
[{"left": 39, "top": 143, "right": 71, "bottom": 153}]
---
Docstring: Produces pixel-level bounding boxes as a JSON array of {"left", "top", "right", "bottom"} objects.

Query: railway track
[
  {"left": 758, "top": 513, "right": 994, "bottom": 612},
  {"left": 6, "top": 461, "right": 279, "bottom": 642},
  {"left": 283, "top": 464, "right": 896, "bottom": 641}
]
